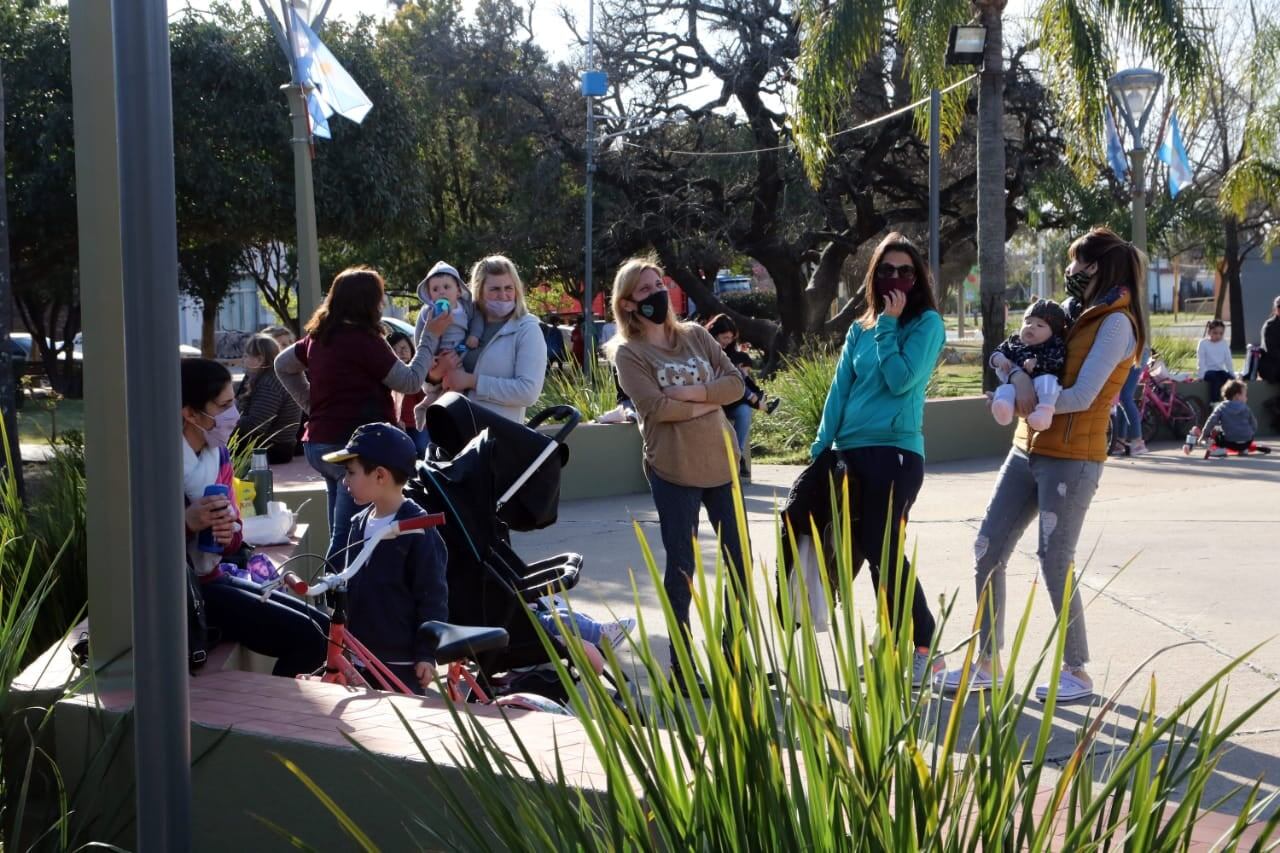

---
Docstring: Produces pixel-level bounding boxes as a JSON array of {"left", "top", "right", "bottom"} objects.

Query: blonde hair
[
  {"left": 605, "top": 257, "right": 681, "bottom": 358},
  {"left": 470, "top": 255, "right": 527, "bottom": 320}
]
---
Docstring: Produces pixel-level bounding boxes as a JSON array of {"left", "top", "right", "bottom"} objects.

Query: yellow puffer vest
[{"left": 1014, "top": 288, "right": 1137, "bottom": 462}]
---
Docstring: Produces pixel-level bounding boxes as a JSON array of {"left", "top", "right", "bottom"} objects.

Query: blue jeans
[
  {"left": 973, "top": 448, "right": 1099, "bottom": 668},
  {"left": 645, "top": 467, "right": 749, "bottom": 670},
  {"left": 304, "top": 441, "right": 366, "bottom": 568},
  {"left": 1113, "top": 364, "right": 1142, "bottom": 441},
  {"left": 404, "top": 426, "right": 430, "bottom": 457},
  {"left": 728, "top": 404, "right": 753, "bottom": 455}
]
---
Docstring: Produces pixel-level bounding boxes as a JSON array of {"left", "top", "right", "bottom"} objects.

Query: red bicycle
[
  {"left": 264, "top": 515, "right": 569, "bottom": 713},
  {"left": 1136, "top": 357, "right": 1208, "bottom": 443}
]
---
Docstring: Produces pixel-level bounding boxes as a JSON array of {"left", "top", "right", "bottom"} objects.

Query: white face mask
[
  {"left": 194, "top": 403, "right": 240, "bottom": 448},
  {"left": 486, "top": 299, "right": 516, "bottom": 319}
]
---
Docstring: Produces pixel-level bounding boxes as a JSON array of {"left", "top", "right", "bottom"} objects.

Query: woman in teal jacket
[{"left": 811, "top": 233, "right": 946, "bottom": 685}]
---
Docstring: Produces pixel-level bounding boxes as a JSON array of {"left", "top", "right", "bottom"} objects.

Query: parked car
[
  {"left": 381, "top": 316, "right": 415, "bottom": 341},
  {"left": 71, "top": 332, "right": 200, "bottom": 358}
]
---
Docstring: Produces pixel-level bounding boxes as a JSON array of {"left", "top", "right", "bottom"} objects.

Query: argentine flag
[
  {"left": 1158, "top": 115, "right": 1193, "bottom": 197},
  {"left": 289, "top": 9, "right": 373, "bottom": 134},
  {"left": 1104, "top": 107, "right": 1128, "bottom": 182}
]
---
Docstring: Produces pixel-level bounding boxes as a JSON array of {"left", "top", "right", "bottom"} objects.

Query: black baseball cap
[{"left": 322, "top": 422, "right": 418, "bottom": 473}]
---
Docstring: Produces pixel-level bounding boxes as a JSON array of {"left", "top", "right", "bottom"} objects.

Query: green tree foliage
[{"left": 1, "top": 1, "right": 79, "bottom": 392}]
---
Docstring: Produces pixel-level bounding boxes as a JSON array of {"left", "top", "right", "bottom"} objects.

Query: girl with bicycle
[
  {"left": 182, "top": 358, "right": 328, "bottom": 677},
  {"left": 936, "top": 227, "right": 1149, "bottom": 703}
]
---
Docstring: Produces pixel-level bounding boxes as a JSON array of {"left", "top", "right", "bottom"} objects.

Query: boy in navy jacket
[{"left": 323, "top": 423, "right": 447, "bottom": 693}]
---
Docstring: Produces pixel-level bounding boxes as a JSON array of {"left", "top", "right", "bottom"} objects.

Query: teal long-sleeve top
[{"left": 810, "top": 310, "right": 945, "bottom": 460}]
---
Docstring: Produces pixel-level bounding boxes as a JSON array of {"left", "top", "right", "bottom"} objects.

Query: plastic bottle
[
  {"left": 1183, "top": 425, "right": 1201, "bottom": 455},
  {"left": 249, "top": 449, "right": 273, "bottom": 517},
  {"left": 197, "top": 484, "right": 231, "bottom": 553}
]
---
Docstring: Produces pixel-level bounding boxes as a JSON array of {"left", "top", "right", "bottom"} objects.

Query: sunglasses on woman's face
[{"left": 875, "top": 263, "right": 916, "bottom": 280}]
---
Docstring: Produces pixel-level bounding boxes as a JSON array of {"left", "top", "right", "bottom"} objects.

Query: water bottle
[
  {"left": 197, "top": 484, "right": 231, "bottom": 553},
  {"left": 1183, "top": 426, "right": 1200, "bottom": 455},
  {"left": 249, "top": 449, "right": 273, "bottom": 517}
]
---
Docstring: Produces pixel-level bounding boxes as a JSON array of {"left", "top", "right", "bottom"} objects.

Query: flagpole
[{"left": 279, "top": 3, "right": 322, "bottom": 330}]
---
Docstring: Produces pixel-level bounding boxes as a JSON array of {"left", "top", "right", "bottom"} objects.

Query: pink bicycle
[
  {"left": 1136, "top": 357, "right": 1208, "bottom": 443},
  {"left": 262, "top": 515, "right": 570, "bottom": 714}
]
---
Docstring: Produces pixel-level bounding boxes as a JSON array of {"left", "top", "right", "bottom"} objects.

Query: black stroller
[{"left": 404, "top": 392, "right": 628, "bottom": 708}]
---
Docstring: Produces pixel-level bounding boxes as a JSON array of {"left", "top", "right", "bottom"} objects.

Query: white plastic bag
[
  {"left": 241, "top": 501, "right": 296, "bottom": 546},
  {"left": 787, "top": 536, "right": 830, "bottom": 632}
]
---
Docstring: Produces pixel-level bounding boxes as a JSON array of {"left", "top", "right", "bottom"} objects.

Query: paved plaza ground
[{"left": 514, "top": 441, "right": 1280, "bottom": 812}]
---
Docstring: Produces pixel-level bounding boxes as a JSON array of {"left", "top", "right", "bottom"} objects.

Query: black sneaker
[{"left": 765, "top": 397, "right": 780, "bottom": 415}]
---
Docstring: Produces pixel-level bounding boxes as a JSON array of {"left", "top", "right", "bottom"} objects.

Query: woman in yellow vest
[{"left": 935, "top": 227, "right": 1148, "bottom": 702}]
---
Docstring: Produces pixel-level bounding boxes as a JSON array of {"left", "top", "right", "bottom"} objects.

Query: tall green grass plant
[
  {"left": 284, "top": 435, "right": 1278, "bottom": 851},
  {"left": 535, "top": 359, "right": 620, "bottom": 422}
]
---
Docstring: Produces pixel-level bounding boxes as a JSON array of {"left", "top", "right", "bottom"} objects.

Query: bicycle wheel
[
  {"left": 1140, "top": 399, "right": 1160, "bottom": 443},
  {"left": 1168, "top": 393, "right": 1209, "bottom": 439}
]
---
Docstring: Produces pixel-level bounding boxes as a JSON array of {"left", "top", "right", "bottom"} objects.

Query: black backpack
[{"left": 186, "top": 555, "right": 211, "bottom": 672}]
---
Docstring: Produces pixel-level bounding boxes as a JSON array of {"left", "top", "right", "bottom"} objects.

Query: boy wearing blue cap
[{"left": 322, "top": 422, "right": 448, "bottom": 693}]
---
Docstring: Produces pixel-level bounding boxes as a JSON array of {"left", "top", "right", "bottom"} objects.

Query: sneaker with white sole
[
  {"left": 912, "top": 651, "right": 946, "bottom": 687},
  {"left": 1034, "top": 668, "right": 1093, "bottom": 702},
  {"left": 933, "top": 663, "right": 1000, "bottom": 695},
  {"left": 1128, "top": 439, "right": 1150, "bottom": 456},
  {"left": 600, "top": 617, "right": 637, "bottom": 650}
]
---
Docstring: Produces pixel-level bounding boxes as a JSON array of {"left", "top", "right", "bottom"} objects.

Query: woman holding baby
[{"left": 934, "top": 226, "right": 1148, "bottom": 703}]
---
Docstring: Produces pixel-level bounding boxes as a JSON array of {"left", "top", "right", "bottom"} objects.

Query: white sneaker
[
  {"left": 1034, "top": 668, "right": 1093, "bottom": 702},
  {"left": 933, "top": 663, "right": 1000, "bottom": 695},
  {"left": 601, "top": 617, "right": 637, "bottom": 650},
  {"left": 1128, "top": 439, "right": 1150, "bottom": 456},
  {"left": 912, "top": 651, "right": 946, "bottom": 687}
]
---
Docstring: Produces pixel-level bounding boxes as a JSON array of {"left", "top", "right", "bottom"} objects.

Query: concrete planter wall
[{"left": 543, "top": 421, "right": 649, "bottom": 501}]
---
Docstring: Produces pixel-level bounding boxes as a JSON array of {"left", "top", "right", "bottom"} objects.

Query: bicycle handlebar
[{"left": 278, "top": 513, "right": 445, "bottom": 598}]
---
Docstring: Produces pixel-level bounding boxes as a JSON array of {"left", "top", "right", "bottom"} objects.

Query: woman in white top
[{"left": 1196, "top": 319, "right": 1235, "bottom": 404}]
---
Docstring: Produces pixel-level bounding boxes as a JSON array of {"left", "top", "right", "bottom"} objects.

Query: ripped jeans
[{"left": 972, "top": 447, "right": 1100, "bottom": 668}]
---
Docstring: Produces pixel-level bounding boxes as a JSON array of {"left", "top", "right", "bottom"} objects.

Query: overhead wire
[{"left": 616, "top": 73, "right": 977, "bottom": 158}]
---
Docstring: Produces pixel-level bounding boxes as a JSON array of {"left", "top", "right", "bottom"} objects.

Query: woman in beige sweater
[{"left": 608, "top": 258, "right": 747, "bottom": 697}]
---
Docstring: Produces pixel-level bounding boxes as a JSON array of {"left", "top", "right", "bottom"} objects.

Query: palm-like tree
[
  {"left": 795, "top": 0, "right": 1203, "bottom": 386},
  {"left": 1221, "top": 22, "right": 1280, "bottom": 254}
]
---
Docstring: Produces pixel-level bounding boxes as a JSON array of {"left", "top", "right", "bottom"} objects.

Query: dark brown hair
[
  {"left": 304, "top": 267, "right": 386, "bottom": 344},
  {"left": 1203, "top": 319, "right": 1225, "bottom": 337},
  {"left": 1066, "top": 227, "right": 1149, "bottom": 358},
  {"left": 704, "top": 314, "right": 738, "bottom": 339},
  {"left": 857, "top": 233, "right": 940, "bottom": 329},
  {"left": 1221, "top": 378, "right": 1246, "bottom": 401}
]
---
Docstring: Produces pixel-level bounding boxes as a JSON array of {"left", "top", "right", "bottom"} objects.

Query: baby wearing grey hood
[{"left": 414, "top": 261, "right": 484, "bottom": 357}]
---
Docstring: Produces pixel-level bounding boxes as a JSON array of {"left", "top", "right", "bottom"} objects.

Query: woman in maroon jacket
[{"left": 276, "top": 267, "right": 449, "bottom": 563}]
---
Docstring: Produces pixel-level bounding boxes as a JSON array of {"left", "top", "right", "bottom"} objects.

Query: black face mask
[
  {"left": 635, "top": 290, "right": 670, "bottom": 325},
  {"left": 1064, "top": 270, "right": 1092, "bottom": 302}
]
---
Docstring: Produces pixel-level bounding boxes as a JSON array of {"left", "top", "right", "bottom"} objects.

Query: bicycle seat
[{"left": 417, "top": 621, "right": 509, "bottom": 665}]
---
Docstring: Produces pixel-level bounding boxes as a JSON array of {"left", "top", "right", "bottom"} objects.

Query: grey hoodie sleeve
[
  {"left": 381, "top": 338, "right": 435, "bottom": 394},
  {"left": 1054, "top": 313, "right": 1136, "bottom": 415},
  {"left": 415, "top": 304, "right": 442, "bottom": 356},
  {"left": 274, "top": 343, "right": 311, "bottom": 412}
]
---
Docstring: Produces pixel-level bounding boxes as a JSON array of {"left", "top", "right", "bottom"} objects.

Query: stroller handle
[{"left": 526, "top": 405, "right": 581, "bottom": 446}]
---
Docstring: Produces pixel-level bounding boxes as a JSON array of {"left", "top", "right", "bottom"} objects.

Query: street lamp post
[
  {"left": 580, "top": 0, "right": 607, "bottom": 377},
  {"left": 1108, "top": 68, "right": 1163, "bottom": 257}
]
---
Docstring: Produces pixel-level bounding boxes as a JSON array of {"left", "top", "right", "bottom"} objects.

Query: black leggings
[
  {"left": 840, "top": 446, "right": 936, "bottom": 648},
  {"left": 201, "top": 575, "right": 329, "bottom": 677}
]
